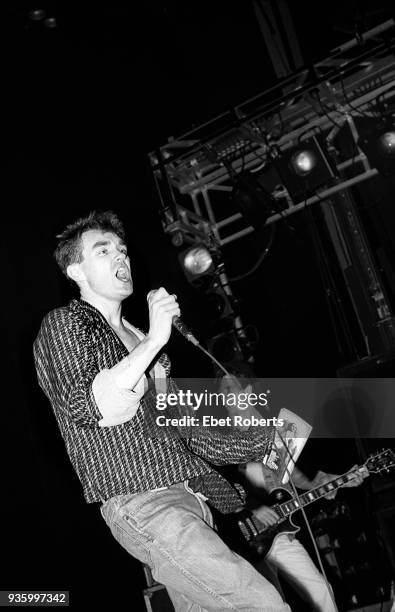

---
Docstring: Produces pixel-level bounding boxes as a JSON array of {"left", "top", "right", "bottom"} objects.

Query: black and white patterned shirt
[{"left": 33, "top": 298, "right": 275, "bottom": 512}]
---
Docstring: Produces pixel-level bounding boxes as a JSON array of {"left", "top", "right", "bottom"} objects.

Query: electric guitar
[{"left": 217, "top": 449, "right": 395, "bottom": 561}]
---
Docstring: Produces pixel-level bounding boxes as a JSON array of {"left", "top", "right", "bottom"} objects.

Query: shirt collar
[{"left": 69, "top": 298, "right": 113, "bottom": 335}]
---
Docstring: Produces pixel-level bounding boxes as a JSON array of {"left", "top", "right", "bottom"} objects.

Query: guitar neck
[{"left": 278, "top": 467, "right": 366, "bottom": 518}]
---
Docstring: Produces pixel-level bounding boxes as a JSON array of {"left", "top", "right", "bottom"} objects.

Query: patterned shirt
[{"left": 33, "top": 298, "right": 275, "bottom": 512}]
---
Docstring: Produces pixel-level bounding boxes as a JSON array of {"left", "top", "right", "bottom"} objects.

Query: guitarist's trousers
[
  {"left": 265, "top": 534, "right": 337, "bottom": 611},
  {"left": 100, "top": 480, "right": 291, "bottom": 611}
]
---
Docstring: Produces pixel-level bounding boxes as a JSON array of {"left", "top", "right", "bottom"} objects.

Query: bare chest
[{"left": 110, "top": 325, "right": 140, "bottom": 353}]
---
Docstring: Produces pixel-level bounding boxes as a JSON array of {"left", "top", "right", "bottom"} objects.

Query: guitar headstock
[{"left": 365, "top": 449, "right": 395, "bottom": 474}]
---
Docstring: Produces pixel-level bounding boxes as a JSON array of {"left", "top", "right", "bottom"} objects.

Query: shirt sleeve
[
  {"left": 92, "top": 368, "right": 146, "bottom": 427},
  {"left": 35, "top": 309, "right": 154, "bottom": 429},
  {"left": 162, "top": 378, "right": 276, "bottom": 466},
  {"left": 34, "top": 310, "right": 106, "bottom": 428},
  {"left": 187, "top": 426, "right": 276, "bottom": 466}
]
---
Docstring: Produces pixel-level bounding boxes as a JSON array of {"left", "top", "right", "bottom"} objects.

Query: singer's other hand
[{"left": 146, "top": 287, "right": 180, "bottom": 347}]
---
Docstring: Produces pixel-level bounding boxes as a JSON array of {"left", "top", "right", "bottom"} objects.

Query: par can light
[
  {"left": 291, "top": 150, "right": 317, "bottom": 175},
  {"left": 183, "top": 247, "right": 213, "bottom": 276},
  {"left": 356, "top": 118, "right": 395, "bottom": 176},
  {"left": 378, "top": 131, "right": 395, "bottom": 156}
]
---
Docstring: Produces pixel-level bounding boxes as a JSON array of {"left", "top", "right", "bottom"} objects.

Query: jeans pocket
[
  {"left": 118, "top": 511, "right": 156, "bottom": 572},
  {"left": 120, "top": 489, "right": 161, "bottom": 518}
]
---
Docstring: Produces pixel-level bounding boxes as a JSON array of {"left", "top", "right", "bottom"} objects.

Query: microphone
[{"left": 172, "top": 316, "right": 200, "bottom": 346}]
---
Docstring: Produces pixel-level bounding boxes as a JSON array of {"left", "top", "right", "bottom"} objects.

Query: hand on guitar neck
[
  {"left": 310, "top": 464, "right": 369, "bottom": 500},
  {"left": 252, "top": 463, "right": 369, "bottom": 526}
]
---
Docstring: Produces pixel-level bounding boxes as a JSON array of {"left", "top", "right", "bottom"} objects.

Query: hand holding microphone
[
  {"left": 146, "top": 287, "right": 233, "bottom": 374},
  {"left": 146, "top": 287, "right": 181, "bottom": 348},
  {"left": 146, "top": 287, "right": 200, "bottom": 347}
]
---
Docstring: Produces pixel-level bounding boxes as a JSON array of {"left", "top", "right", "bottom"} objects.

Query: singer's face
[{"left": 75, "top": 229, "right": 133, "bottom": 301}]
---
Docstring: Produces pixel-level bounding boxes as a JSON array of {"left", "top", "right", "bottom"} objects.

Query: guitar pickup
[{"left": 238, "top": 520, "right": 252, "bottom": 541}]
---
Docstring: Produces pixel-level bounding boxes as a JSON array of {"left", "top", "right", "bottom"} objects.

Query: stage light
[
  {"left": 183, "top": 246, "right": 213, "bottom": 275},
  {"left": 356, "top": 118, "right": 395, "bottom": 177},
  {"left": 170, "top": 230, "right": 184, "bottom": 247},
  {"left": 44, "top": 17, "right": 58, "bottom": 28},
  {"left": 378, "top": 131, "right": 395, "bottom": 155},
  {"left": 28, "top": 9, "right": 46, "bottom": 21},
  {"left": 291, "top": 150, "right": 317, "bottom": 175},
  {"left": 178, "top": 244, "right": 215, "bottom": 284},
  {"left": 274, "top": 135, "right": 336, "bottom": 200}
]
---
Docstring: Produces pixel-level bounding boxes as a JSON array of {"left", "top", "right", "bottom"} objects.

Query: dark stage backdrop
[{"left": 2, "top": 3, "right": 395, "bottom": 609}]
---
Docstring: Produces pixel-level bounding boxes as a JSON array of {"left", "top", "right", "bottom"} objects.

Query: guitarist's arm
[
  {"left": 242, "top": 462, "right": 368, "bottom": 505},
  {"left": 250, "top": 464, "right": 368, "bottom": 527},
  {"left": 312, "top": 465, "right": 368, "bottom": 499}
]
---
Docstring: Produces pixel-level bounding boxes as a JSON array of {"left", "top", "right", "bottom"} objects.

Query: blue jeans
[{"left": 100, "top": 481, "right": 290, "bottom": 611}]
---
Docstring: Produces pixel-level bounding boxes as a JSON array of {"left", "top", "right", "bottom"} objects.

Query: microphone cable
[{"left": 173, "top": 313, "right": 338, "bottom": 608}]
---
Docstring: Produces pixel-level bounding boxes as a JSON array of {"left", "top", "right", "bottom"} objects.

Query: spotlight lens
[
  {"left": 379, "top": 132, "right": 395, "bottom": 155},
  {"left": 28, "top": 9, "right": 46, "bottom": 21},
  {"left": 183, "top": 247, "right": 213, "bottom": 275},
  {"left": 292, "top": 150, "right": 316, "bottom": 175}
]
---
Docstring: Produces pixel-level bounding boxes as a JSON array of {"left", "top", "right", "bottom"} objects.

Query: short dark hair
[{"left": 54, "top": 210, "right": 127, "bottom": 278}]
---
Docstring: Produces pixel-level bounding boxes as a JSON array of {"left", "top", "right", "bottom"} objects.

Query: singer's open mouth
[{"left": 115, "top": 266, "right": 130, "bottom": 282}]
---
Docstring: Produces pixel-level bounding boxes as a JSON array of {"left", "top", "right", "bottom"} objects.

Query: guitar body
[{"left": 217, "top": 487, "right": 300, "bottom": 562}]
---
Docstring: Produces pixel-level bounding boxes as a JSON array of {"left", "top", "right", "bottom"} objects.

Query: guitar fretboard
[{"left": 275, "top": 472, "right": 357, "bottom": 519}]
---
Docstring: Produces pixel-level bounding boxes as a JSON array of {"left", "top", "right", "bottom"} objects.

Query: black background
[{"left": 2, "top": 2, "right": 395, "bottom": 610}]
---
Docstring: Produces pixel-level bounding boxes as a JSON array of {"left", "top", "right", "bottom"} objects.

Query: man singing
[{"left": 33, "top": 210, "right": 290, "bottom": 611}]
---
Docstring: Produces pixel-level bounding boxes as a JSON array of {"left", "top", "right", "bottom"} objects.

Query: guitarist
[
  {"left": 219, "top": 373, "right": 368, "bottom": 612},
  {"left": 242, "top": 460, "right": 366, "bottom": 612}
]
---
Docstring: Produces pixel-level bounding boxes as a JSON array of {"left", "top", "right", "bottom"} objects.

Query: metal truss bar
[
  {"left": 328, "top": 18, "right": 395, "bottom": 55},
  {"left": 201, "top": 189, "right": 221, "bottom": 242},
  {"left": 191, "top": 192, "right": 202, "bottom": 216},
  {"left": 278, "top": 0, "right": 304, "bottom": 69},
  {"left": 219, "top": 170, "right": 378, "bottom": 246},
  {"left": 175, "top": 82, "right": 395, "bottom": 194},
  {"left": 155, "top": 62, "right": 394, "bottom": 180},
  {"left": 216, "top": 214, "right": 243, "bottom": 230},
  {"left": 220, "top": 226, "right": 255, "bottom": 246},
  {"left": 152, "top": 32, "right": 395, "bottom": 184},
  {"left": 253, "top": 0, "right": 292, "bottom": 79},
  {"left": 241, "top": 20, "right": 393, "bottom": 124},
  {"left": 206, "top": 184, "right": 233, "bottom": 192},
  {"left": 337, "top": 154, "right": 368, "bottom": 171},
  {"left": 237, "top": 37, "right": 395, "bottom": 121}
]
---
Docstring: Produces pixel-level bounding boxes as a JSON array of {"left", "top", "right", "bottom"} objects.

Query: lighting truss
[{"left": 149, "top": 20, "right": 395, "bottom": 248}]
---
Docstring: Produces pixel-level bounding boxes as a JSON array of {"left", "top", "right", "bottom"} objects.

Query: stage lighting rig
[
  {"left": 274, "top": 135, "right": 337, "bottom": 200},
  {"left": 356, "top": 117, "right": 395, "bottom": 176},
  {"left": 178, "top": 245, "right": 215, "bottom": 283},
  {"left": 27, "top": 8, "right": 58, "bottom": 29},
  {"left": 179, "top": 248, "right": 237, "bottom": 325}
]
